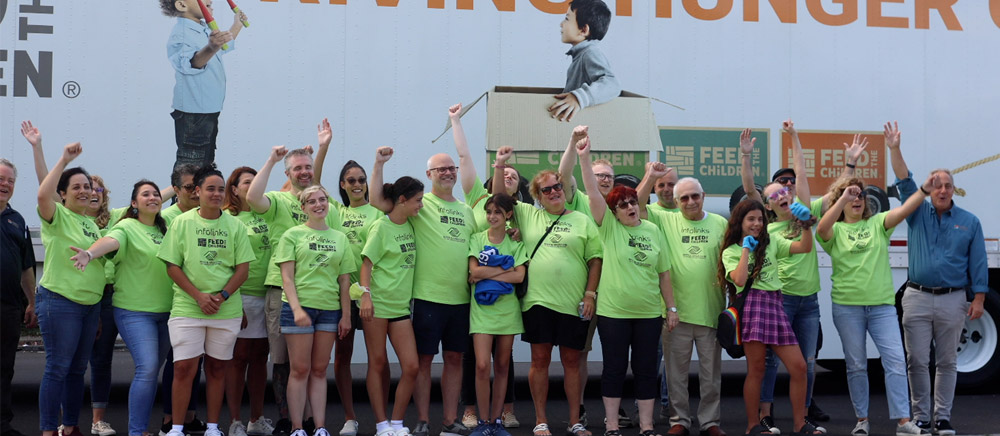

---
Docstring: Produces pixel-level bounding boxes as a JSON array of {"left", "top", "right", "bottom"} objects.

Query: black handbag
[{"left": 514, "top": 211, "right": 564, "bottom": 299}]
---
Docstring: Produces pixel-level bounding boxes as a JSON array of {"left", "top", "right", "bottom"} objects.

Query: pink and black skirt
[{"left": 741, "top": 287, "right": 798, "bottom": 346}]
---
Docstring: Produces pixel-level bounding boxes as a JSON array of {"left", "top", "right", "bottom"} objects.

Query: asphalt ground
[{"left": 6, "top": 351, "right": 999, "bottom": 436}]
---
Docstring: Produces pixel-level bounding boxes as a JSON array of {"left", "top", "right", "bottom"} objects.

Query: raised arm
[
  {"left": 367, "top": 147, "right": 396, "bottom": 213},
  {"left": 884, "top": 173, "right": 932, "bottom": 229},
  {"left": 38, "top": 142, "right": 82, "bottom": 222},
  {"left": 558, "top": 126, "right": 589, "bottom": 202},
  {"left": 884, "top": 121, "right": 908, "bottom": 181},
  {"left": 449, "top": 104, "right": 478, "bottom": 196},
  {"left": 492, "top": 146, "right": 513, "bottom": 197},
  {"left": 784, "top": 120, "right": 812, "bottom": 201},
  {"left": 69, "top": 237, "right": 121, "bottom": 271},
  {"left": 789, "top": 222, "right": 815, "bottom": 254},
  {"left": 818, "top": 185, "right": 860, "bottom": 241},
  {"left": 739, "top": 128, "right": 763, "bottom": 204},
  {"left": 577, "top": 137, "right": 606, "bottom": 225},
  {"left": 820, "top": 134, "right": 868, "bottom": 212},
  {"left": 637, "top": 161, "right": 669, "bottom": 219},
  {"left": 21, "top": 121, "right": 47, "bottom": 184},
  {"left": 314, "top": 118, "right": 332, "bottom": 184},
  {"left": 247, "top": 146, "right": 288, "bottom": 214}
]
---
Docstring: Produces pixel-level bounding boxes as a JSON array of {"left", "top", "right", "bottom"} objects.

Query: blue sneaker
[
  {"left": 492, "top": 421, "right": 511, "bottom": 436},
  {"left": 467, "top": 422, "right": 488, "bottom": 436}
]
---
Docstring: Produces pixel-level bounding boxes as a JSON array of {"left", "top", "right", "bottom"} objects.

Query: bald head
[{"left": 426, "top": 153, "right": 457, "bottom": 194}]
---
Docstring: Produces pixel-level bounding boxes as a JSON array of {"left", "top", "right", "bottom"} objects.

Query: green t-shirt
[
  {"left": 467, "top": 231, "right": 527, "bottom": 335},
  {"left": 157, "top": 208, "right": 256, "bottom": 319},
  {"left": 105, "top": 219, "right": 172, "bottom": 312},
  {"left": 565, "top": 188, "right": 594, "bottom": 218},
  {"left": 596, "top": 213, "right": 672, "bottom": 319},
  {"left": 334, "top": 203, "right": 383, "bottom": 284},
  {"left": 410, "top": 192, "right": 477, "bottom": 304},
  {"left": 273, "top": 225, "right": 356, "bottom": 311},
  {"left": 38, "top": 204, "right": 106, "bottom": 305},
  {"left": 361, "top": 217, "right": 416, "bottom": 319},
  {"left": 261, "top": 191, "right": 342, "bottom": 287},
  {"left": 99, "top": 225, "right": 116, "bottom": 285},
  {"left": 647, "top": 210, "right": 727, "bottom": 328},
  {"left": 722, "top": 238, "right": 793, "bottom": 293},
  {"left": 768, "top": 198, "right": 823, "bottom": 296},
  {"left": 513, "top": 204, "right": 603, "bottom": 316},
  {"left": 817, "top": 212, "right": 896, "bottom": 306},
  {"left": 161, "top": 204, "right": 184, "bottom": 227},
  {"left": 109, "top": 206, "right": 127, "bottom": 226},
  {"left": 466, "top": 177, "right": 492, "bottom": 233},
  {"left": 234, "top": 211, "right": 273, "bottom": 297},
  {"left": 647, "top": 203, "right": 679, "bottom": 214}
]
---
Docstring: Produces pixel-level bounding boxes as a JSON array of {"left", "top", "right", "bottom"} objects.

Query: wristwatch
[
  {"left": 219, "top": 290, "right": 231, "bottom": 300},
  {"left": 668, "top": 307, "right": 678, "bottom": 313}
]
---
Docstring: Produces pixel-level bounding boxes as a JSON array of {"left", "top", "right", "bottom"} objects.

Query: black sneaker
[
  {"left": 303, "top": 419, "right": 316, "bottom": 436},
  {"left": 185, "top": 418, "right": 207, "bottom": 435},
  {"left": 807, "top": 401, "right": 830, "bottom": 423},
  {"left": 160, "top": 421, "right": 173, "bottom": 436},
  {"left": 272, "top": 419, "right": 292, "bottom": 436},
  {"left": 933, "top": 420, "right": 955, "bottom": 436},
  {"left": 760, "top": 416, "right": 780, "bottom": 435},
  {"left": 803, "top": 417, "right": 826, "bottom": 434},
  {"left": 578, "top": 405, "right": 588, "bottom": 428},
  {"left": 913, "top": 421, "right": 931, "bottom": 432}
]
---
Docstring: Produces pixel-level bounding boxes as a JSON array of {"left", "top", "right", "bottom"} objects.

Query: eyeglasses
[
  {"left": 615, "top": 199, "right": 638, "bottom": 209},
  {"left": 303, "top": 196, "right": 329, "bottom": 206},
  {"left": 678, "top": 193, "right": 702, "bottom": 203},
  {"left": 429, "top": 166, "right": 458, "bottom": 174},
  {"left": 181, "top": 184, "right": 196, "bottom": 192},
  {"left": 776, "top": 176, "right": 796, "bottom": 185},
  {"left": 766, "top": 187, "right": 790, "bottom": 203},
  {"left": 93, "top": 187, "right": 105, "bottom": 194},
  {"left": 594, "top": 173, "right": 614, "bottom": 181},
  {"left": 539, "top": 183, "right": 564, "bottom": 194},
  {"left": 344, "top": 177, "right": 367, "bottom": 185}
]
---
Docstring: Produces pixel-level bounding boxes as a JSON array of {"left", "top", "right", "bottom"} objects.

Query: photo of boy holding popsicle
[{"left": 160, "top": 0, "right": 249, "bottom": 173}]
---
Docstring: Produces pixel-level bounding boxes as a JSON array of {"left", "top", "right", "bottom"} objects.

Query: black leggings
[
  {"left": 461, "top": 336, "right": 515, "bottom": 406},
  {"left": 597, "top": 316, "right": 662, "bottom": 399}
]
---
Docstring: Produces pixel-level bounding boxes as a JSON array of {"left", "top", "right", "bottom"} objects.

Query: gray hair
[
  {"left": 929, "top": 168, "right": 954, "bottom": 183},
  {"left": 675, "top": 177, "right": 704, "bottom": 193},
  {"left": 0, "top": 158, "right": 16, "bottom": 179},
  {"left": 283, "top": 148, "right": 314, "bottom": 172}
]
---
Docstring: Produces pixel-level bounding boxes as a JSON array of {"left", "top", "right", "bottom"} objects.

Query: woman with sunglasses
[
  {"left": 817, "top": 174, "right": 933, "bottom": 436},
  {"left": 491, "top": 145, "right": 602, "bottom": 436},
  {"left": 576, "top": 136, "right": 677, "bottom": 436},
  {"left": 331, "top": 160, "right": 386, "bottom": 436}
]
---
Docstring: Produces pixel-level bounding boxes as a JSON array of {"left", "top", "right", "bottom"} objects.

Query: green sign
[
  {"left": 486, "top": 150, "right": 650, "bottom": 190},
  {"left": 657, "top": 127, "right": 770, "bottom": 197}
]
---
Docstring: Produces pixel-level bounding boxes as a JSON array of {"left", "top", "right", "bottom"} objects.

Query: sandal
[
  {"left": 567, "top": 423, "right": 592, "bottom": 436},
  {"left": 534, "top": 424, "right": 552, "bottom": 436},
  {"left": 745, "top": 425, "right": 773, "bottom": 436},
  {"left": 640, "top": 430, "right": 662, "bottom": 436},
  {"left": 604, "top": 431, "right": 622, "bottom": 436},
  {"left": 791, "top": 423, "right": 824, "bottom": 436}
]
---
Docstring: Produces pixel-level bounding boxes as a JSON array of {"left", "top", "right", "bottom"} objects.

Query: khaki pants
[
  {"left": 902, "top": 287, "right": 969, "bottom": 422},
  {"left": 662, "top": 321, "right": 721, "bottom": 430},
  {"left": 265, "top": 287, "right": 288, "bottom": 364}
]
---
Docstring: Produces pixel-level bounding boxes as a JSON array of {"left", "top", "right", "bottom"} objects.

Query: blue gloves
[
  {"left": 790, "top": 202, "right": 811, "bottom": 221},
  {"left": 742, "top": 235, "right": 758, "bottom": 250}
]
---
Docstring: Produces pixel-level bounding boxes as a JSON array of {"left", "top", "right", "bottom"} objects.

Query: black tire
[
  {"left": 864, "top": 185, "right": 890, "bottom": 215},
  {"left": 729, "top": 184, "right": 763, "bottom": 212},
  {"left": 956, "top": 289, "right": 1000, "bottom": 389}
]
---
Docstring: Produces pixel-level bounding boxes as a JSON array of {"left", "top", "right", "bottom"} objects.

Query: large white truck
[{"left": 2, "top": 1, "right": 998, "bottom": 386}]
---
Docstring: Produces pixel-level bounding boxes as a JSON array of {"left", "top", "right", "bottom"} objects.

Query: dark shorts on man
[
  {"left": 521, "top": 305, "right": 590, "bottom": 350},
  {"left": 412, "top": 299, "right": 470, "bottom": 355}
]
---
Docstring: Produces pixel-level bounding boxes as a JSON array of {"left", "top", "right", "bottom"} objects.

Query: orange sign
[{"left": 780, "top": 130, "right": 886, "bottom": 195}]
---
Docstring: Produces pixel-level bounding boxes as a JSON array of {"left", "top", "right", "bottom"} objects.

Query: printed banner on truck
[
  {"left": 780, "top": 130, "right": 886, "bottom": 193},
  {"left": 658, "top": 127, "right": 770, "bottom": 197},
  {"left": 486, "top": 150, "right": 649, "bottom": 189}
]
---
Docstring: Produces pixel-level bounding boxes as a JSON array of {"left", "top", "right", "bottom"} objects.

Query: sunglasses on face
[
  {"left": 766, "top": 187, "right": 790, "bottom": 203},
  {"left": 615, "top": 199, "right": 638, "bottom": 209},
  {"left": 429, "top": 166, "right": 458, "bottom": 174},
  {"left": 181, "top": 184, "right": 196, "bottom": 192},
  {"left": 93, "top": 187, "right": 105, "bottom": 194},
  {"left": 678, "top": 193, "right": 702, "bottom": 203},
  {"left": 776, "top": 176, "right": 796, "bottom": 185},
  {"left": 540, "top": 183, "right": 564, "bottom": 194},
  {"left": 344, "top": 177, "right": 367, "bottom": 185}
]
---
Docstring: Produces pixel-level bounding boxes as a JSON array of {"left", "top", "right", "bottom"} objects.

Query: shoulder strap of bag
[{"left": 527, "top": 211, "right": 564, "bottom": 260}]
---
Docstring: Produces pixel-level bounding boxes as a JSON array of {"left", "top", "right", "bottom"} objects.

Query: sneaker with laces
[
  {"left": 578, "top": 406, "right": 588, "bottom": 428},
  {"left": 91, "top": 421, "right": 117, "bottom": 436},
  {"left": 493, "top": 422, "right": 511, "bottom": 436},
  {"left": 933, "top": 420, "right": 954, "bottom": 436},
  {"left": 802, "top": 417, "right": 826, "bottom": 435},
  {"left": 394, "top": 428, "right": 412, "bottom": 436},
  {"left": 500, "top": 411, "right": 518, "bottom": 429},
  {"left": 187, "top": 419, "right": 208, "bottom": 435},
  {"left": 289, "top": 429, "right": 308, "bottom": 436},
  {"left": 247, "top": 418, "right": 274, "bottom": 436},
  {"left": 412, "top": 422, "right": 429, "bottom": 436},
  {"left": 272, "top": 420, "right": 292, "bottom": 436},
  {"left": 375, "top": 429, "right": 395, "bottom": 436},
  {"left": 760, "top": 416, "right": 780, "bottom": 435},
  {"left": 462, "top": 411, "right": 479, "bottom": 429},
  {"left": 204, "top": 427, "right": 224, "bottom": 436},
  {"left": 913, "top": 421, "right": 931, "bottom": 432},
  {"left": 230, "top": 422, "right": 248, "bottom": 436},
  {"left": 165, "top": 430, "right": 186, "bottom": 436},
  {"left": 338, "top": 421, "right": 358, "bottom": 436},
  {"left": 304, "top": 419, "right": 316, "bottom": 436},
  {"left": 313, "top": 428, "right": 331, "bottom": 436},
  {"left": 159, "top": 422, "right": 172, "bottom": 436},
  {"left": 896, "top": 421, "right": 929, "bottom": 436},
  {"left": 852, "top": 420, "right": 869, "bottom": 436},
  {"left": 440, "top": 421, "right": 472, "bottom": 436},
  {"left": 468, "top": 422, "right": 487, "bottom": 436}
]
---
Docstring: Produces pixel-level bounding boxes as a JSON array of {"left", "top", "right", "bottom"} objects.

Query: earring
[{"left": 131, "top": 207, "right": 138, "bottom": 214}]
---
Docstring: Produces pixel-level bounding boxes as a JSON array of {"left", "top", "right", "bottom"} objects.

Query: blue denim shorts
[{"left": 279, "top": 302, "right": 341, "bottom": 334}]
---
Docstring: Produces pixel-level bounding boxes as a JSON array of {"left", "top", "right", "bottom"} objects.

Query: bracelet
[
  {"left": 920, "top": 186, "right": 930, "bottom": 195},
  {"left": 361, "top": 286, "right": 371, "bottom": 294},
  {"left": 845, "top": 162, "right": 857, "bottom": 169},
  {"left": 84, "top": 250, "right": 93, "bottom": 260},
  {"left": 741, "top": 152, "right": 751, "bottom": 157},
  {"left": 584, "top": 290, "right": 597, "bottom": 299}
]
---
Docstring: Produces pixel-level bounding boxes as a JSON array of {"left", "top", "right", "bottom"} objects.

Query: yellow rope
[{"left": 952, "top": 153, "right": 1000, "bottom": 197}]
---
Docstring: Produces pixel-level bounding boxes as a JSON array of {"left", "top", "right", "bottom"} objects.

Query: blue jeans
[
  {"left": 115, "top": 308, "right": 170, "bottom": 436},
  {"left": 36, "top": 286, "right": 101, "bottom": 431},
  {"left": 90, "top": 287, "right": 117, "bottom": 409},
  {"left": 657, "top": 330, "right": 669, "bottom": 407},
  {"left": 832, "top": 303, "right": 910, "bottom": 420},
  {"left": 279, "top": 302, "right": 342, "bottom": 334},
  {"left": 171, "top": 110, "right": 219, "bottom": 172},
  {"left": 760, "top": 293, "right": 820, "bottom": 405}
]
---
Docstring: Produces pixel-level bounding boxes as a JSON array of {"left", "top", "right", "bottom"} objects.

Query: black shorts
[
  {"left": 521, "top": 305, "right": 590, "bottom": 350},
  {"left": 349, "top": 300, "right": 363, "bottom": 331},
  {"left": 412, "top": 299, "right": 470, "bottom": 355}
]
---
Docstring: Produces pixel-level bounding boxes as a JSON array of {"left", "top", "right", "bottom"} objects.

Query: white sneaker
[
  {"left": 165, "top": 430, "right": 186, "bottom": 436},
  {"left": 313, "top": 428, "right": 331, "bottom": 436},
  {"left": 92, "top": 421, "right": 117, "bottom": 436},
  {"left": 204, "top": 427, "right": 224, "bottom": 436},
  {"left": 897, "top": 421, "right": 930, "bottom": 436},
  {"left": 246, "top": 418, "right": 274, "bottom": 436},
  {"left": 852, "top": 420, "right": 870, "bottom": 436},
  {"left": 394, "top": 428, "right": 412, "bottom": 436},
  {"left": 339, "top": 421, "right": 359, "bottom": 436},
  {"left": 290, "top": 429, "right": 309, "bottom": 436},
  {"left": 375, "top": 428, "right": 395, "bottom": 436},
  {"left": 229, "top": 422, "right": 247, "bottom": 436},
  {"left": 462, "top": 410, "right": 478, "bottom": 429}
]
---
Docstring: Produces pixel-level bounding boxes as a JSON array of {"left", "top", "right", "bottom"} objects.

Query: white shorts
[
  {"left": 237, "top": 294, "right": 268, "bottom": 339},
  {"left": 168, "top": 316, "right": 242, "bottom": 361}
]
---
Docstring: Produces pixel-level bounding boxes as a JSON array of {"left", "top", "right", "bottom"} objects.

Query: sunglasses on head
[{"left": 540, "top": 183, "right": 563, "bottom": 194}]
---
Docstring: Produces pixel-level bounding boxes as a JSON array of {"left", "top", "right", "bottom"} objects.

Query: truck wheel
[
  {"left": 956, "top": 290, "right": 1000, "bottom": 388},
  {"left": 729, "top": 184, "right": 763, "bottom": 212},
  {"left": 864, "top": 185, "right": 890, "bottom": 215}
]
